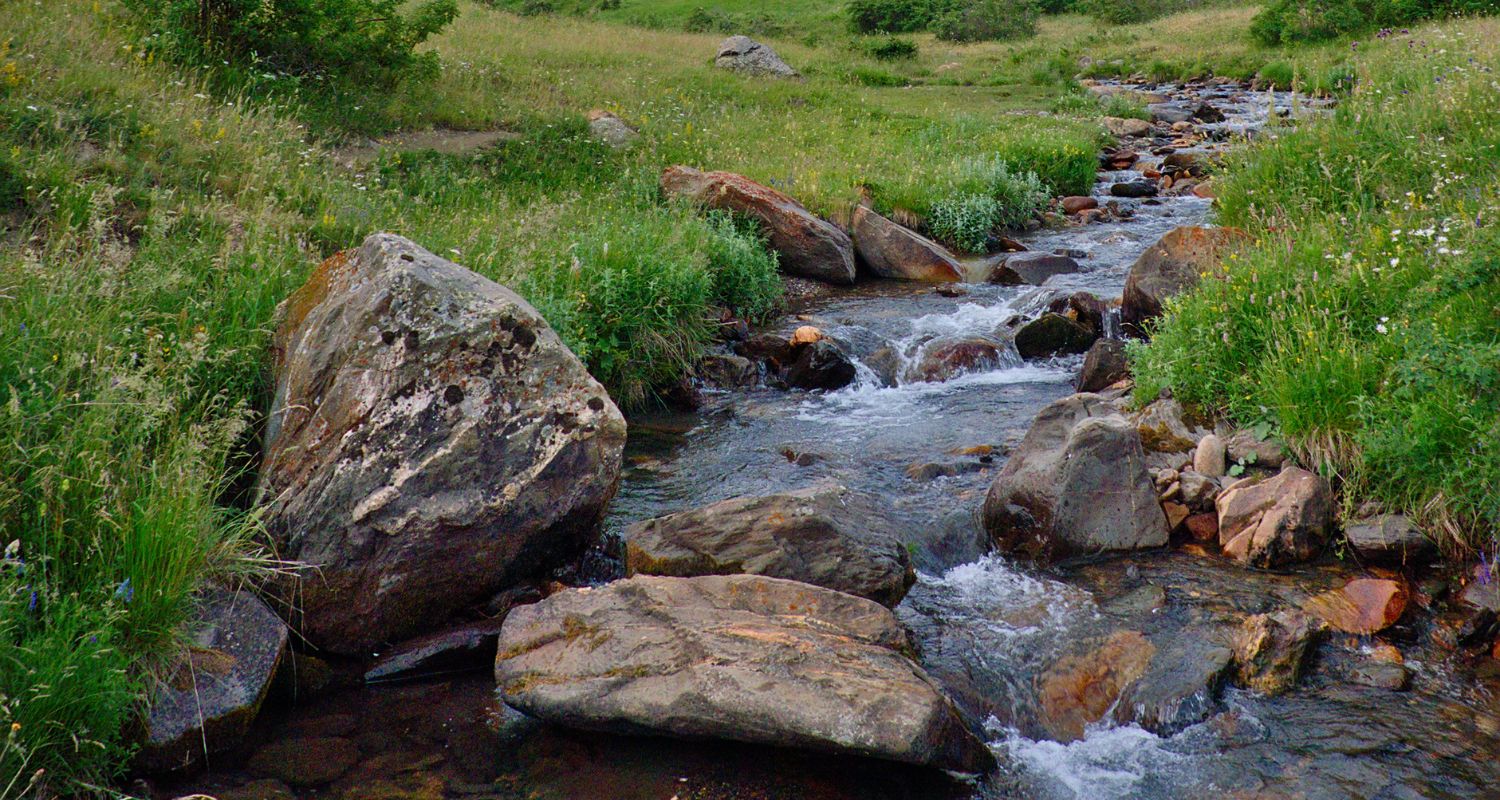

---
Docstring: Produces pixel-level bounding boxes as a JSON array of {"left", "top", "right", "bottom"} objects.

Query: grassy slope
[{"left": 1133, "top": 18, "right": 1500, "bottom": 552}]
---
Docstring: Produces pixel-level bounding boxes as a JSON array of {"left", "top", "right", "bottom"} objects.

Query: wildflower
[{"left": 113, "top": 578, "right": 133, "bottom": 604}]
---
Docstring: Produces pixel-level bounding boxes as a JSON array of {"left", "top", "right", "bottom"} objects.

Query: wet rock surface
[
  {"left": 139, "top": 588, "right": 288, "bottom": 772},
  {"left": 494, "top": 575, "right": 995, "bottom": 773},
  {"left": 257, "top": 234, "right": 626, "bottom": 655},
  {"left": 624, "top": 484, "right": 915, "bottom": 607}
]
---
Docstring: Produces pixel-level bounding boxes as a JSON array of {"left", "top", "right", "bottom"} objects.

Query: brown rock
[
  {"left": 1184, "top": 512, "right": 1218, "bottom": 542},
  {"left": 257, "top": 234, "right": 626, "bottom": 655},
  {"left": 494, "top": 575, "right": 995, "bottom": 772},
  {"left": 1231, "top": 609, "right": 1324, "bottom": 695},
  {"left": 1036, "top": 631, "right": 1155, "bottom": 742},
  {"left": 1302, "top": 578, "right": 1409, "bottom": 635},
  {"left": 1103, "top": 117, "right": 1153, "bottom": 138},
  {"left": 1122, "top": 226, "right": 1250, "bottom": 334},
  {"left": 1046, "top": 291, "right": 1108, "bottom": 338},
  {"left": 624, "top": 484, "right": 916, "bottom": 607},
  {"left": 1225, "top": 430, "right": 1286, "bottom": 469},
  {"left": 1162, "top": 501, "right": 1191, "bottom": 530},
  {"left": 1193, "top": 434, "right": 1226, "bottom": 477},
  {"left": 1217, "top": 467, "right": 1333, "bottom": 568},
  {"left": 1015, "top": 313, "right": 1097, "bottom": 359},
  {"left": 851, "top": 205, "right": 964, "bottom": 283},
  {"left": 1061, "top": 196, "right": 1099, "bottom": 214},
  {"left": 1344, "top": 514, "right": 1435, "bottom": 565},
  {"left": 914, "top": 336, "right": 1009, "bottom": 383},
  {"left": 1076, "top": 338, "right": 1129, "bottom": 393},
  {"left": 662, "top": 166, "right": 855, "bottom": 284},
  {"left": 790, "top": 325, "right": 825, "bottom": 346}
]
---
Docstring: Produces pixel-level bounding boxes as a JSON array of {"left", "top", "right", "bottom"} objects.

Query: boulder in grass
[
  {"left": 851, "top": 205, "right": 964, "bottom": 283},
  {"left": 1122, "top": 225, "right": 1249, "bottom": 334},
  {"left": 258, "top": 234, "right": 627, "bottom": 655},
  {"left": 982, "top": 393, "right": 1168, "bottom": 562},
  {"left": 662, "top": 166, "right": 856, "bottom": 284},
  {"left": 715, "top": 35, "right": 799, "bottom": 78},
  {"left": 624, "top": 484, "right": 915, "bottom": 607},
  {"left": 495, "top": 575, "right": 996, "bottom": 773},
  {"left": 139, "top": 588, "right": 288, "bottom": 771},
  {"left": 587, "top": 110, "right": 639, "bottom": 149}
]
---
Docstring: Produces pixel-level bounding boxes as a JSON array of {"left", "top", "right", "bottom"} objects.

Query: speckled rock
[
  {"left": 714, "top": 35, "right": 799, "bottom": 78},
  {"left": 257, "top": 234, "right": 626, "bottom": 654},
  {"left": 495, "top": 575, "right": 995, "bottom": 773},
  {"left": 138, "top": 588, "right": 288, "bottom": 771},
  {"left": 624, "top": 484, "right": 915, "bottom": 607}
]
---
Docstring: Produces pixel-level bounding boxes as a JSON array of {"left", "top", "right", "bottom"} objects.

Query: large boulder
[
  {"left": 662, "top": 166, "right": 856, "bottom": 284},
  {"left": 982, "top": 393, "right": 1168, "bottom": 562},
  {"left": 139, "top": 588, "right": 288, "bottom": 771},
  {"left": 715, "top": 35, "right": 798, "bottom": 78},
  {"left": 257, "top": 234, "right": 627, "bottom": 654},
  {"left": 624, "top": 485, "right": 915, "bottom": 607},
  {"left": 1122, "top": 226, "right": 1248, "bottom": 334},
  {"left": 494, "top": 575, "right": 995, "bottom": 773},
  {"left": 1217, "top": 467, "right": 1334, "bottom": 568},
  {"left": 851, "top": 205, "right": 964, "bottom": 283}
]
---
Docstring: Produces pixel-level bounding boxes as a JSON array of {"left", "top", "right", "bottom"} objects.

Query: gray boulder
[
  {"left": 1015, "top": 313, "right": 1097, "bottom": 359},
  {"left": 624, "top": 485, "right": 915, "bottom": 607},
  {"left": 715, "top": 36, "right": 799, "bottom": 78},
  {"left": 1076, "top": 338, "right": 1128, "bottom": 392},
  {"left": 257, "top": 234, "right": 627, "bottom": 654},
  {"left": 139, "top": 588, "right": 288, "bottom": 771},
  {"left": 495, "top": 575, "right": 995, "bottom": 773},
  {"left": 990, "top": 252, "right": 1081, "bottom": 286},
  {"left": 587, "top": 110, "right": 639, "bottom": 149},
  {"left": 982, "top": 393, "right": 1168, "bottom": 562},
  {"left": 1344, "top": 514, "right": 1435, "bottom": 565}
]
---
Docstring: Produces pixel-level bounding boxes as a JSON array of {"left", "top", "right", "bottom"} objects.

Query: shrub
[
  {"left": 863, "top": 36, "right": 920, "bottom": 59},
  {"left": 1251, "top": 0, "right": 1500, "bottom": 45},
  {"left": 927, "top": 155, "right": 1048, "bottom": 252},
  {"left": 847, "top": 0, "right": 941, "bottom": 33},
  {"left": 935, "top": 0, "right": 1041, "bottom": 41},
  {"left": 124, "top": 0, "right": 458, "bottom": 85},
  {"left": 1100, "top": 93, "right": 1151, "bottom": 120},
  {"left": 1077, "top": 0, "right": 1201, "bottom": 24}
]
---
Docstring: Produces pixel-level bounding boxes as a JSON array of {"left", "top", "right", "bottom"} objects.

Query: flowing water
[{"left": 156, "top": 82, "right": 1500, "bottom": 800}]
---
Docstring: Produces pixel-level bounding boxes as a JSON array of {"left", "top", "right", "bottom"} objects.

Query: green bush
[
  {"left": 935, "top": 0, "right": 1041, "bottom": 41},
  {"left": 1251, "top": 0, "right": 1500, "bottom": 45},
  {"left": 863, "top": 36, "right": 920, "bottom": 59},
  {"left": 1077, "top": 0, "right": 1201, "bottom": 24},
  {"left": 927, "top": 155, "right": 1048, "bottom": 252},
  {"left": 124, "top": 0, "right": 457, "bottom": 84},
  {"left": 847, "top": 0, "right": 940, "bottom": 33}
]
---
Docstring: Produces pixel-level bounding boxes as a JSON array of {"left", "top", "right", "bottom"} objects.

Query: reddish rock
[
  {"left": 1184, "top": 512, "right": 1218, "bottom": 542},
  {"left": 1061, "top": 196, "right": 1098, "bottom": 214},
  {"left": 1217, "top": 467, "right": 1333, "bottom": 568},
  {"left": 662, "top": 166, "right": 855, "bottom": 284},
  {"left": 1036, "top": 631, "right": 1154, "bottom": 742},
  {"left": 851, "top": 205, "right": 964, "bottom": 283},
  {"left": 1075, "top": 339, "right": 1128, "bottom": 393},
  {"left": 1302, "top": 578, "right": 1409, "bottom": 635},
  {"left": 790, "top": 325, "right": 825, "bottom": 346},
  {"left": 916, "top": 336, "right": 1008, "bottom": 383},
  {"left": 1122, "top": 226, "right": 1250, "bottom": 335}
]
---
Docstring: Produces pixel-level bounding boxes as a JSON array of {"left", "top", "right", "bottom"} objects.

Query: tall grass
[{"left": 1131, "top": 20, "right": 1500, "bottom": 552}]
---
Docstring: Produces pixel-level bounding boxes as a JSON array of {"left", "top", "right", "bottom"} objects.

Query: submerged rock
[
  {"left": 257, "top": 234, "right": 626, "bottom": 654},
  {"left": 662, "top": 166, "right": 855, "bottom": 284},
  {"left": 494, "top": 575, "right": 995, "bottom": 773},
  {"left": 715, "top": 35, "right": 799, "bottom": 78},
  {"left": 982, "top": 393, "right": 1168, "bottom": 562},
  {"left": 1302, "top": 578, "right": 1408, "bottom": 635},
  {"left": 851, "top": 205, "right": 964, "bottom": 283},
  {"left": 247, "top": 736, "right": 361, "bottom": 787},
  {"left": 1231, "top": 609, "right": 1324, "bottom": 696},
  {"left": 138, "top": 588, "right": 288, "bottom": 771},
  {"left": 914, "top": 335, "right": 1009, "bottom": 383},
  {"left": 364, "top": 618, "right": 507, "bottom": 684},
  {"left": 624, "top": 484, "right": 915, "bottom": 607},
  {"left": 1217, "top": 466, "right": 1334, "bottom": 568},
  {"left": 1122, "top": 225, "right": 1248, "bottom": 334}
]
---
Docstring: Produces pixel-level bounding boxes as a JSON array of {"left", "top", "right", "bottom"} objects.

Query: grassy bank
[{"left": 1132, "top": 19, "right": 1500, "bottom": 552}]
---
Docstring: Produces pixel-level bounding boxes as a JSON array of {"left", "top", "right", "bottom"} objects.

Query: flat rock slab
[
  {"left": 139, "top": 588, "right": 288, "bottom": 772},
  {"left": 364, "top": 618, "right": 507, "bottom": 684},
  {"left": 624, "top": 484, "right": 915, "bottom": 607},
  {"left": 494, "top": 575, "right": 995, "bottom": 773}
]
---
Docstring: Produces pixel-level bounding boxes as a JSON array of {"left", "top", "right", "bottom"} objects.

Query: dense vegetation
[
  {"left": 1133, "top": 21, "right": 1500, "bottom": 551},
  {"left": 1251, "top": 0, "right": 1500, "bottom": 44}
]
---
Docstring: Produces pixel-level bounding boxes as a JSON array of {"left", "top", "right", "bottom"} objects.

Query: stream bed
[{"left": 156, "top": 82, "right": 1500, "bottom": 800}]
